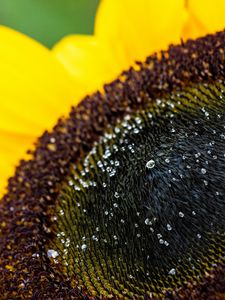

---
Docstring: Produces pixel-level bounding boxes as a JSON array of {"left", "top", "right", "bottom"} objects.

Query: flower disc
[
  {"left": 1, "top": 31, "right": 225, "bottom": 299},
  {"left": 55, "top": 82, "right": 225, "bottom": 298}
]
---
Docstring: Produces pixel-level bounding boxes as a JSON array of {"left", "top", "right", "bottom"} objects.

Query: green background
[{"left": 0, "top": 0, "right": 99, "bottom": 48}]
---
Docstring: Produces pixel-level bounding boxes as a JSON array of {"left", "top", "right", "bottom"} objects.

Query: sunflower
[
  {"left": 1, "top": 0, "right": 225, "bottom": 196},
  {"left": 1, "top": 0, "right": 225, "bottom": 299}
]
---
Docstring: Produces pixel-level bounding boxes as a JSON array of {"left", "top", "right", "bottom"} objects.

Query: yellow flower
[{"left": 0, "top": 0, "right": 225, "bottom": 196}]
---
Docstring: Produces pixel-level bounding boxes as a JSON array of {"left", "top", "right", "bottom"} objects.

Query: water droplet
[
  {"left": 179, "top": 212, "right": 184, "bottom": 218},
  {"left": 81, "top": 244, "right": 87, "bottom": 251},
  {"left": 47, "top": 249, "right": 59, "bottom": 259},
  {"left": 195, "top": 153, "right": 201, "bottom": 158},
  {"left": 203, "top": 180, "right": 208, "bottom": 186},
  {"left": 145, "top": 218, "right": 152, "bottom": 225},
  {"left": 59, "top": 209, "right": 64, "bottom": 216},
  {"left": 168, "top": 268, "right": 176, "bottom": 275},
  {"left": 156, "top": 99, "right": 162, "bottom": 105},
  {"left": 164, "top": 241, "right": 169, "bottom": 246},
  {"left": 115, "top": 127, "right": 120, "bottom": 134},
  {"left": 68, "top": 180, "right": 73, "bottom": 186},
  {"left": 114, "top": 192, "right": 119, "bottom": 198},
  {"left": 115, "top": 161, "right": 120, "bottom": 167},
  {"left": 201, "top": 168, "right": 207, "bottom": 174},
  {"left": 146, "top": 159, "right": 155, "bottom": 169},
  {"left": 92, "top": 235, "right": 98, "bottom": 241},
  {"left": 167, "top": 224, "right": 172, "bottom": 231}
]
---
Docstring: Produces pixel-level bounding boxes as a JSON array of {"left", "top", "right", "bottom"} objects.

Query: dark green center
[{"left": 53, "top": 82, "right": 225, "bottom": 298}]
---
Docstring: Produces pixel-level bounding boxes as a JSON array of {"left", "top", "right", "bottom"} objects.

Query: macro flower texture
[{"left": 1, "top": 0, "right": 225, "bottom": 299}]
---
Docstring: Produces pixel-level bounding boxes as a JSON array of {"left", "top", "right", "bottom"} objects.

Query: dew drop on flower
[{"left": 146, "top": 159, "right": 155, "bottom": 169}]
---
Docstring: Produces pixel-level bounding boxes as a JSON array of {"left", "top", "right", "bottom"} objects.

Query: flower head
[
  {"left": 1, "top": 0, "right": 225, "bottom": 195},
  {"left": 1, "top": 1, "right": 225, "bottom": 299}
]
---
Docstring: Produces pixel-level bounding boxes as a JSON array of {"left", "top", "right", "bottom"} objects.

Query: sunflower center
[{"left": 54, "top": 82, "right": 225, "bottom": 298}]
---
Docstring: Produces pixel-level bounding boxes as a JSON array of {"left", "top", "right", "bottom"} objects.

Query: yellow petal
[
  {"left": 0, "top": 130, "right": 36, "bottom": 196},
  {"left": 53, "top": 35, "right": 128, "bottom": 94},
  {"left": 182, "top": 10, "right": 208, "bottom": 41},
  {"left": 0, "top": 26, "right": 84, "bottom": 136},
  {"left": 0, "top": 26, "right": 87, "bottom": 195},
  {"left": 188, "top": 0, "right": 225, "bottom": 35},
  {"left": 95, "top": 0, "right": 188, "bottom": 65}
]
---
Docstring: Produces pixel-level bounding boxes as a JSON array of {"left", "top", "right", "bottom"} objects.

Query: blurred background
[{"left": 0, "top": 0, "right": 100, "bottom": 47}]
